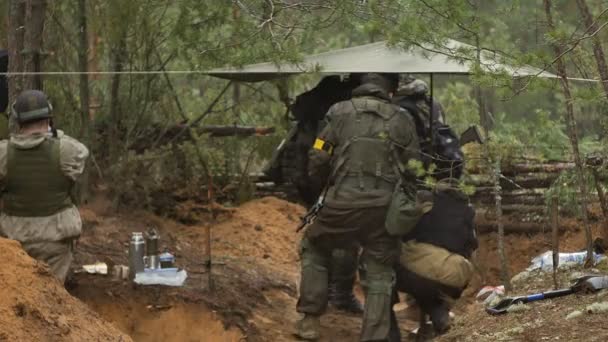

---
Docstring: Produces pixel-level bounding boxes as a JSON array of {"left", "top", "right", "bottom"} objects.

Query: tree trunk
[
  {"left": 77, "top": 0, "right": 90, "bottom": 201},
  {"left": 7, "top": 0, "right": 26, "bottom": 106},
  {"left": 22, "top": 0, "right": 46, "bottom": 91},
  {"left": 575, "top": 0, "right": 608, "bottom": 100},
  {"left": 543, "top": 0, "right": 594, "bottom": 266},
  {"left": 551, "top": 196, "right": 560, "bottom": 289},
  {"left": 8, "top": 0, "right": 47, "bottom": 133},
  {"left": 108, "top": 36, "right": 127, "bottom": 162},
  {"left": 474, "top": 32, "right": 510, "bottom": 291},
  {"left": 591, "top": 168, "right": 608, "bottom": 245}
]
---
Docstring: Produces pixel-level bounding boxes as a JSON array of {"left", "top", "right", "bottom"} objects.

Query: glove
[{"left": 415, "top": 190, "right": 434, "bottom": 214}]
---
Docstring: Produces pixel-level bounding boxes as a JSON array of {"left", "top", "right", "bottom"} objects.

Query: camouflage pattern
[
  {"left": 0, "top": 130, "right": 89, "bottom": 282},
  {"left": 398, "top": 79, "right": 428, "bottom": 97},
  {"left": 297, "top": 76, "right": 419, "bottom": 342}
]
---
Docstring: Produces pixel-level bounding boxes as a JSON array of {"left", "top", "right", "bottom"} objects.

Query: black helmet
[{"left": 11, "top": 90, "right": 53, "bottom": 124}]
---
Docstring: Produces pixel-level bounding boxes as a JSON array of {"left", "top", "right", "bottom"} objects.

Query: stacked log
[{"left": 468, "top": 160, "right": 598, "bottom": 234}]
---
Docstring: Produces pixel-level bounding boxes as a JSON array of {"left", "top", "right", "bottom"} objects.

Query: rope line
[{"left": 0, "top": 70, "right": 223, "bottom": 76}]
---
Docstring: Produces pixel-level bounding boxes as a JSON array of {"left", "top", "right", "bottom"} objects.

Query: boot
[
  {"left": 328, "top": 275, "right": 364, "bottom": 314},
  {"left": 295, "top": 314, "right": 321, "bottom": 340},
  {"left": 415, "top": 322, "right": 435, "bottom": 342},
  {"left": 429, "top": 304, "right": 451, "bottom": 335}
]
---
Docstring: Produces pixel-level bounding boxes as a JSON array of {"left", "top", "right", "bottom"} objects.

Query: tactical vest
[
  {"left": 328, "top": 97, "right": 406, "bottom": 206},
  {"left": 3, "top": 138, "right": 74, "bottom": 217}
]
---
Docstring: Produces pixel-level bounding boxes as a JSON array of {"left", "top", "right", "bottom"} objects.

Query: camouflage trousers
[
  {"left": 22, "top": 239, "right": 74, "bottom": 283},
  {"left": 297, "top": 205, "right": 401, "bottom": 341}
]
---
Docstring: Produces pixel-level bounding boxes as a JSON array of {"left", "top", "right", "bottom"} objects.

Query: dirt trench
[{"left": 52, "top": 195, "right": 606, "bottom": 341}]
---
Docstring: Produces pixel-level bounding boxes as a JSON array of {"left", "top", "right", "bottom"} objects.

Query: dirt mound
[
  {"left": 0, "top": 238, "right": 130, "bottom": 342},
  {"left": 208, "top": 196, "right": 305, "bottom": 276}
]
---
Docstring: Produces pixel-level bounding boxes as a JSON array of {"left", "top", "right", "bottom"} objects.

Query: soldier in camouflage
[
  {"left": 393, "top": 77, "right": 444, "bottom": 163},
  {"left": 295, "top": 73, "right": 420, "bottom": 341},
  {"left": 0, "top": 90, "right": 89, "bottom": 283},
  {"left": 291, "top": 75, "right": 364, "bottom": 314}
]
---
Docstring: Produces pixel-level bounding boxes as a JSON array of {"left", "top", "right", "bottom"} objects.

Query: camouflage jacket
[{"left": 308, "top": 83, "right": 419, "bottom": 208}]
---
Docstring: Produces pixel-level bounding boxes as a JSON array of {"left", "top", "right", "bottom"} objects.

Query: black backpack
[{"left": 397, "top": 96, "right": 464, "bottom": 179}]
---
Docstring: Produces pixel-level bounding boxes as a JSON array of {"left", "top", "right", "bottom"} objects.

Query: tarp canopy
[{"left": 209, "top": 39, "right": 565, "bottom": 82}]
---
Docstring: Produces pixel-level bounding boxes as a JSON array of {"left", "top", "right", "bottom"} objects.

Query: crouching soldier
[
  {"left": 0, "top": 90, "right": 89, "bottom": 283},
  {"left": 395, "top": 178, "right": 478, "bottom": 339}
]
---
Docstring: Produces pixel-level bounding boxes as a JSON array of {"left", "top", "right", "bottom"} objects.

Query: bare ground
[{"left": 4, "top": 192, "right": 605, "bottom": 341}]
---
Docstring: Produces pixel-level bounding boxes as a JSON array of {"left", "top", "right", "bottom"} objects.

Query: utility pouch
[{"left": 385, "top": 180, "right": 428, "bottom": 236}]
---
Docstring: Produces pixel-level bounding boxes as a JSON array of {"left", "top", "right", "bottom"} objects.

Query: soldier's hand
[{"left": 415, "top": 190, "right": 434, "bottom": 214}]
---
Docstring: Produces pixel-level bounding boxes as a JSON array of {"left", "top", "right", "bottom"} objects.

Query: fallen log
[
  {"left": 476, "top": 220, "right": 572, "bottom": 234},
  {"left": 199, "top": 125, "right": 275, "bottom": 137},
  {"left": 479, "top": 204, "right": 547, "bottom": 215},
  {"left": 468, "top": 173, "right": 559, "bottom": 190},
  {"left": 468, "top": 162, "right": 575, "bottom": 175},
  {"left": 474, "top": 193, "right": 546, "bottom": 205}
]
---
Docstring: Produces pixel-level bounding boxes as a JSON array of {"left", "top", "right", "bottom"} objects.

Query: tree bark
[
  {"left": 22, "top": 0, "right": 46, "bottom": 91},
  {"left": 551, "top": 196, "right": 560, "bottom": 289},
  {"left": 575, "top": 0, "right": 608, "bottom": 100},
  {"left": 591, "top": 167, "right": 608, "bottom": 244},
  {"left": 543, "top": 0, "right": 594, "bottom": 266},
  {"left": 77, "top": 0, "right": 90, "bottom": 201},
  {"left": 7, "top": 0, "right": 26, "bottom": 104},
  {"left": 8, "top": 0, "right": 47, "bottom": 133},
  {"left": 474, "top": 30, "right": 510, "bottom": 291},
  {"left": 108, "top": 35, "right": 126, "bottom": 162}
]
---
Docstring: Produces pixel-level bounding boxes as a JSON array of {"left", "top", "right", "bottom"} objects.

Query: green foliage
[
  {"left": 545, "top": 169, "right": 596, "bottom": 216},
  {"left": 12, "top": 0, "right": 608, "bottom": 213},
  {"left": 437, "top": 82, "right": 479, "bottom": 135}
]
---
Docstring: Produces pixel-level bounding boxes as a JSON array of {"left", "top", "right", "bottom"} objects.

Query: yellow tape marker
[{"left": 313, "top": 138, "right": 333, "bottom": 154}]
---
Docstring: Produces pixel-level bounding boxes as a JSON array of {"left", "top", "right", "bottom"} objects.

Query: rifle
[{"left": 296, "top": 194, "right": 325, "bottom": 232}]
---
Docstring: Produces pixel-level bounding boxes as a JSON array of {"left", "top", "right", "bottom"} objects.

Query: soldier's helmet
[
  {"left": 360, "top": 73, "right": 400, "bottom": 93},
  {"left": 12, "top": 89, "right": 53, "bottom": 124},
  {"left": 397, "top": 79, "right": 428, "bottom": 97}
]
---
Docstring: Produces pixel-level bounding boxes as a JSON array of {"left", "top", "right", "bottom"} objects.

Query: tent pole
[{"left": 429, "top": 73, "right": 434, "bottom": 154}]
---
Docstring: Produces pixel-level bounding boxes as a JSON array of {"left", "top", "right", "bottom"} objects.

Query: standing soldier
[
  {"left": 0, "top": 90, "right": 89, "bottom": 283},
  {"left": 291, "top": 75, "right": 363, "bottom": 314},
  {"left": 295, "top": 73, "right": 420, "bottom": 341},
  {"left": 393, "top": 77, "right": 444, "bottom": 165}
]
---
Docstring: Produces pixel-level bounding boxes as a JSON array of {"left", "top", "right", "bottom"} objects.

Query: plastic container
[
  {"left": 135, "top": 269, "right": 187, "bottom": 286},
  {"left": 159, "top": 250, "right": 175, "bottom": 269},
  {"left": 528, "top": 251, "right": 606, "bottom": 271}
]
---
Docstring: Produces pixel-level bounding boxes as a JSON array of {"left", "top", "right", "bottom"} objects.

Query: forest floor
[{"left": 2, "top": 191, "right": 607, "bottom": 341}]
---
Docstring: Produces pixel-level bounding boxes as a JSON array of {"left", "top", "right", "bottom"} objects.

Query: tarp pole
[{"left": 429, "top": 73, "right": 434, "bottom": 155}]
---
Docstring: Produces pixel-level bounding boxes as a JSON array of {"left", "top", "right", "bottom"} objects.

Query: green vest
[
  {"left": 327, "top": 97, "right": 406, "bottom": 206},
  {"left": 4, "top": 138, "right": 73, "bottom": 217}
]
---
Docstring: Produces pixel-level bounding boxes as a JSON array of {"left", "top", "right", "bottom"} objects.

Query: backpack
[{"left": 396, "top": 96, "right": 464, "bottom": 179}]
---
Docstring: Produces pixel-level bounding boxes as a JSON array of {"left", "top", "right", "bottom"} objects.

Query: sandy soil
[
  {"left": 0, "top": 237, "right": 131, "bottom": 341},
  {"left": 3, "top": 192, "right": 604, "bottom": 341}
]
